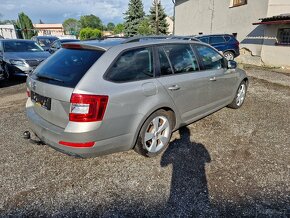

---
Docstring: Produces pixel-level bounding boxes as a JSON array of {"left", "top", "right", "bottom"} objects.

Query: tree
[
  {"left": 124, "top": 0, "right": 145, "bottom": 37},
  {"left": 107, "top": 22, "right": 115, "bottom": 31},
  {"left": 80, "top": 15, "right": 103, "bottom": 30},
  {"left": 138, "top": 17, "right": 154, "bottom": 35},
  {"left": 113, "top": 23, "right": 124, "bottom": 35},
  {"left": 79, "top": 28, "right": 102, "bottom": 40},
  {"left": 149, "top": 1, "right": 169, "bottom": 35},
  {"left": 63, "top": 18, "right": 80, "bottom": 36},
  {"left": 17, "top": 12, "right": 37, "bottom": 39}
]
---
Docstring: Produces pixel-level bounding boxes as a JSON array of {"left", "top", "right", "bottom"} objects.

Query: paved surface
[{"left": 0, "top": 70, "right": 289, "bottom": 217}]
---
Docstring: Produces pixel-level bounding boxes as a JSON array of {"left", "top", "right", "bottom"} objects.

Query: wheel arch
[{"left": 131, "top": 105, "right": 179, "bottom": 149}]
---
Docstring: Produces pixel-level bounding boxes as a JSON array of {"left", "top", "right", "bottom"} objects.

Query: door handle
[
  {"left": 209, "top": 77, "right": 217, "bottom": 81},
  {"left": 168, "top": 85, "right": 180, "bottom": 91}
]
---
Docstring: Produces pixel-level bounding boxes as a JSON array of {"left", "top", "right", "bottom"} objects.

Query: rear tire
[
  {"left": 224, "top": 51, "right": 235, "bottom": 61},
  {"left": 228, "top": 80, "right": 247, "bottom": 109},
  {"left": 134, "top": 110, "right": 173, "bottom": 158}
]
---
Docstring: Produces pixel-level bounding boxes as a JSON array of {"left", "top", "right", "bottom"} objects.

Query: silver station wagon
[{"left": 25, "top": 37, "right": 248, "bottom": 158}]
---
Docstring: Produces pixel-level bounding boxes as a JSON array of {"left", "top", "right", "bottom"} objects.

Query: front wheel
[
  {"left": 134, "top": 110, "right": 173, "bottom": 157},
  {"left": 228, "top": 81, "right": 247, "bottom": 109}
]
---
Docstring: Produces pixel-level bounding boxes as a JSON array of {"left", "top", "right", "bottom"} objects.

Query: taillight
[
  {"left": 69, "top": 94, "right": 108, "bottom": 122},
  {"left": 26, "top": 88, "right": 31, "bottom": 97}
]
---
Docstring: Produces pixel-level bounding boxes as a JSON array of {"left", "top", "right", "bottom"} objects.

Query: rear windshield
[{"left": 32, "top": 48, "right": 104, "bottom": 88}]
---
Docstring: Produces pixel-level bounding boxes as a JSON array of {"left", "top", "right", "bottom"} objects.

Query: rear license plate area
[{"left": 31, "top": 91, "right": 51, "bottom": 110}]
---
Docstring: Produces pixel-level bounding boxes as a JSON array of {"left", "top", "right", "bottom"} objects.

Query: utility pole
[
  {"left": 154, "top": 0, "right": 159, "bottom": 35},
  {"left": 172, "top": 0, "right": 175, "bottom": 35}
]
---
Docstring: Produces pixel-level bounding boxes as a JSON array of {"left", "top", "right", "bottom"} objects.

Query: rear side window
[
  {"left": 224, "top": 36, "right": 231, "bottom": 41},
  {"left": 163, "top": 44, "right": 199, "bottom": 74},
  {"left": 106, "top": 47, "right": 153, "bottom": 82},
  {"left": 195, "top": 45, "right": 225, "bottom": 70},
  {"left": 199, "top": 37, "right": 209, "bottom": 44},
  {"left": 210, "top": 36, "right": 225, "bottom": 44},
  {"left": 33, "top": 48, "right": 104, "bottom": 88}
]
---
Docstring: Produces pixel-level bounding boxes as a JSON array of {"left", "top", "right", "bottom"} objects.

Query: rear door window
[
  {"left": 194, "top": 45, "right": 226, "bottom": 70},
  {"left": 199, "top": 37, "right": 209, "bottom": 44},
  {"left": 32, "top": 48, "right": 104, "bottom": 87},
  {"left": 106, "top": 47, "right": 153, "bottom": 82},
  {"left": 158, "top": 47, "right": 173, "bottom": 76},
  {"left": 210, "top": 36, "right": 226, "bottom": 44},
  {"left": 163, "top": 44, "right": 199, "bottom": 74}
]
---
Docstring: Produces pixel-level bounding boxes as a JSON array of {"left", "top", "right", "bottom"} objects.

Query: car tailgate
[{"left": 27, "top": 78, "right": 73, "bottom": 129}]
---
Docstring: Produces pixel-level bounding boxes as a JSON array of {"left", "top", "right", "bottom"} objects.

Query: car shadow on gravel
[{"left": 160, "top": 126, "right": 215, "bottom": 216}]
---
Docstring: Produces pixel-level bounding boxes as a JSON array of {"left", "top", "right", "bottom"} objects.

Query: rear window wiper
[{"left": 36, "top": 74, "right": 64, "bottom": 83}]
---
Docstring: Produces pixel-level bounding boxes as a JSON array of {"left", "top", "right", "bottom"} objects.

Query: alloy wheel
[{"left": 144, "top": 116, "right": 171, "bottom": 153}]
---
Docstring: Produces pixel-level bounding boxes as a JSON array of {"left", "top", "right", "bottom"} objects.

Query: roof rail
[
  {"left": 122, "top": 35, "right": 170, "bottom": 44},
  {"left": 122, "top": 35, "right": 200, "bottom": 44}
]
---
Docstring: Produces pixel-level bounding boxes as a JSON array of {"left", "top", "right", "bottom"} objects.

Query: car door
[
  {"left": 155, "top": 44, "right": 215, "bottom": 123},
  {"left": 194, "top": 44, "right": 238, "bottom": 108}
]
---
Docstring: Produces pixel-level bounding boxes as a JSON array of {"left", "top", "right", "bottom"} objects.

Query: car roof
[
  {"left": 0, "top": 39, "right": 35, "bottom": 43},
  {"left": 196, "top": 34, "right": 233, "bottom": 38},
  {"left": 63, "top": 38, "right": 205, "bottom": 52},
  {"left": 59, "top": 39, "right": 79, "bottom": 42},
  {"left": 34, "top": 36, "right": 58, "bottom": 39}
]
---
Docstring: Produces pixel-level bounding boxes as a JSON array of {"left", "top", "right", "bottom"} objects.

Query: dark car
[
  {"left": 31, "top": 36, "right": 58, "bottom": 51},
  {"left": 49, "top": 39, "right": 80, "bottom": 54},
  {"left": 195, "top": 34, "right": 240, "bottom": 60},
  {"left": 0, "top": 39, "right": 51, "bottom": 79},
  {"left": 0, "top": 59, "right": 4, "bottom": 81}
]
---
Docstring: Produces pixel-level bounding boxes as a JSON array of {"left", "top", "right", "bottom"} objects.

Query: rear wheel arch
[{"left": 132, "top": 106, "right": 177, "bottom": 149}]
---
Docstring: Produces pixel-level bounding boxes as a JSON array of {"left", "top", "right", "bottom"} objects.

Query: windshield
[
  {"left": 3, "top": 41, "right": 44, "bottom": 52},
  {"left": 37, "top": 38, "right": 56, "bottom": 47}
]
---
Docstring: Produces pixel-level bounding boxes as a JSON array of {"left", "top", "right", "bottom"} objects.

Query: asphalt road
[{"left": 0, "top": 71, "right": 289, "bottom": 217}]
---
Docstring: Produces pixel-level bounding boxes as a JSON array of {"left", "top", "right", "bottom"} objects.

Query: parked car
[
  {"left": 31, "top": 36, "right": 58, "bottom": 51},
  {"left": 25, "top": 38, "right": 248, "bottom": 158},
  {"left": 0, "top": 39, "right": 51, "bottom": 79},
  {"left": 195, "top": 34, "right": 240, "bottom": 60},
  {"left": 49, "top": 39, "right": 80, "bottom": 54},
  {"left": 0, "top": 59, "right": 4, "bottom": 81}
]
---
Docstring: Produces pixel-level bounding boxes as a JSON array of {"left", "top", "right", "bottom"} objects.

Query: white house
[{"left": 174, "top": 0, "right": 290, "bottom": 67}]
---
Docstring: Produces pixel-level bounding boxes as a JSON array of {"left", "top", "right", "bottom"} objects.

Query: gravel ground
[{"left": 0, "top": 70, "right": 289, "bottom": 217}]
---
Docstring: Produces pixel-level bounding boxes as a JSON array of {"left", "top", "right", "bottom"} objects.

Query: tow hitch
[{"left": 23, "top": 131, "right": 45, "bottom": 145}]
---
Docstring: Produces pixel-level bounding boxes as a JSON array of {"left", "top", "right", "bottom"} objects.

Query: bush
[{"left": 79, "top": 27, "right": 102, "bottom": 40}]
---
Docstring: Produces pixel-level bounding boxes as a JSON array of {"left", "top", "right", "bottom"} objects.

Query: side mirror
[{"left": 228, "top": 60, "right": 237, "bottom": 69}]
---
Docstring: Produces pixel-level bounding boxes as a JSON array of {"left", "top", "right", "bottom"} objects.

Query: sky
[{"left": 0, "top": 0, "right": 174, "bottom": 25}]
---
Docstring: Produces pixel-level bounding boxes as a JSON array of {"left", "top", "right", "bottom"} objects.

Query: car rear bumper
[{"left": 26, "top": 101, "right": 134, "bottom": 158}]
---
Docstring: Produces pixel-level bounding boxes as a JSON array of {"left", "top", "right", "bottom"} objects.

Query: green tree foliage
[
  {"left": 79, "top": 27, "right": 102, "bottom": 40},
  {"left": 137, "top": 17, "right": 154, "bottom": 35},
  {"left": 113, "top": 23, "right": 124, "bottom": 35},
  {"left": 124, "top": 0, "right": 145, "bottom": 37},
  {"left": 17, "top": 12, "right": 37, "bottom": 39},
  {"left": 80, "top": 15, "right": 103, "bottom": 30},
  {"left": 107, "top": 22, "right": 115, "bottom": 31},
  {"left": 149, "top": 1, "right": 169, "bottom": 35},
  {"left": 63, "top": 18, "right": 81, "bottom": 36}
]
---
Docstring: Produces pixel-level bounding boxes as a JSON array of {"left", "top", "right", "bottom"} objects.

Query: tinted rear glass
[
  {"left": 210, "top": 36, "right": 225, "bottom": 44},
  {"left": 32, "top": 48, "right": 104, "bottom": 88}
]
